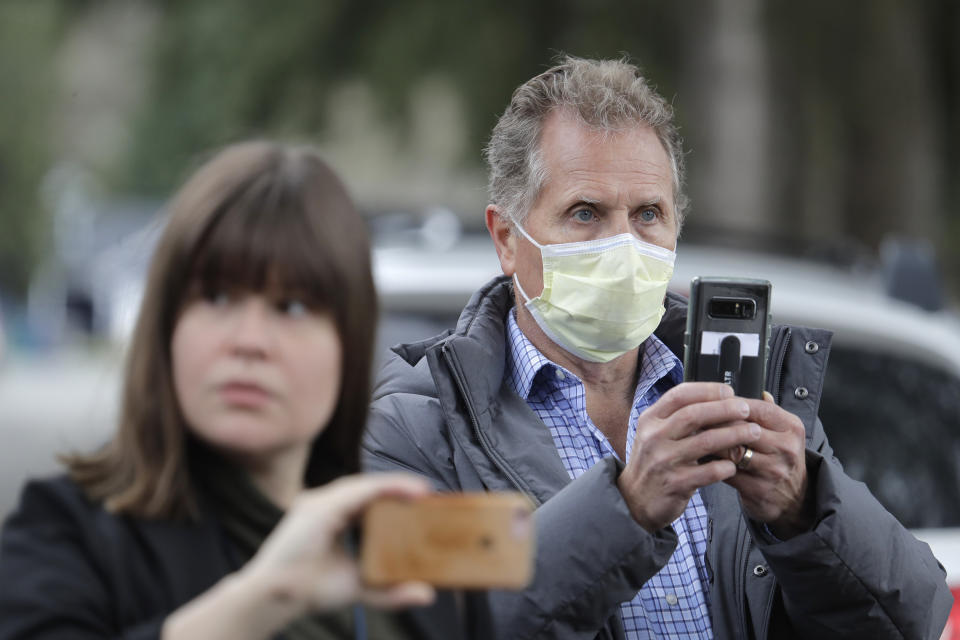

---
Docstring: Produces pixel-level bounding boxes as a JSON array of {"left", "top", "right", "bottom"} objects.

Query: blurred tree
[
  {"left": 5, "top": 0, "right": 958, "bottom": 301},
  {"left": 679, "top": 0, "right": 775, "bottom": 240},
  {"left": 0, "top": 2, "right": 71, "bottom": 295},
  {"left": 928, "top": 0, "right": 960, "bottom": 298},
  {"left": 118, "top": 0, "right": 688, "bottom": 198},
  {"left": 764, "top": 0, "right": 959, "bottom": 267}
]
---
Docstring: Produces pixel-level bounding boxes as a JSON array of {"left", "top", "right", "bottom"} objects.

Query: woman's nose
[{"left": 228, "top": 298, "right": 272, "bottom": 359}]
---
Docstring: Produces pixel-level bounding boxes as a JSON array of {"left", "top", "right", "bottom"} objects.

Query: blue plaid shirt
[{"left": 506, "top": 311, "right": 714, "bottom": 639}]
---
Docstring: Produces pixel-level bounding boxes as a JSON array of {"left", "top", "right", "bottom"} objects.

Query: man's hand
[
  {"left": 725, "top": 392, "right": 813, "bottom": 539},
  {"left": 618, "top": 382, "right": 762, "bottom": 532}
]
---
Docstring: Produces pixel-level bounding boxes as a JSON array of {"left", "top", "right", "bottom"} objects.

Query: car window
[{"left": 820, "top": 346, "right": 960, "bottom": 529}]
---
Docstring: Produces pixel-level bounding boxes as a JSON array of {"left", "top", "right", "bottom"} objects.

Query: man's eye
[
  {"left": 639, "top": 208, "right": 658, "bottom": 223},
  {"left": 573, "top": 209, "right": 595, "bottom": 223}
]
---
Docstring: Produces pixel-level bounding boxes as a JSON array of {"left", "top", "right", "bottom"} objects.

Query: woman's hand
[
  {"left": 164, "top": 473, "right": 435, "bottom": 640},
  {"left": 245, "top": 472, "right": 436, "bottom": 612}
]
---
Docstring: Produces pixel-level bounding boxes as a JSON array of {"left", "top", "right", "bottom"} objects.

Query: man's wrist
[
  {"left": 767, "top": 477, "right": 816, "bottom": 540},
  {"left": 616, "top": 470, "right": 655, "bottom": 532}
]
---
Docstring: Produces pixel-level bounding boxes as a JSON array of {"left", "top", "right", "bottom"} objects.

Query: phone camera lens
[{"left": 708, "top": 297, "right": 756, "bottom": 319}]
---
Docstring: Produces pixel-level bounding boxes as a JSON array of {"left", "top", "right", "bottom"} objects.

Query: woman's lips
[{"left": 218, "top": 382, "right": 273, "bottom": 408}]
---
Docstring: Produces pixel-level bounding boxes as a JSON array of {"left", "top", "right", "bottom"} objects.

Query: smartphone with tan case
[{"left": 360, "top": 492, "right": 534, "bottom": 590}]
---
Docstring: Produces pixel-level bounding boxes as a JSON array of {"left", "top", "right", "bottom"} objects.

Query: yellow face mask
[{"left": 513, "top": 223, "right": 675, "bottom": 363}]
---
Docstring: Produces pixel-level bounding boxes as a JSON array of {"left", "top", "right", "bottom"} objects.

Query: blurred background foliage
[
  {"left": 1, "top": 0, "right": 958, "bottom": 300},
  {"left": 0, "top": 2, "right": 71, "bottom": 297}
]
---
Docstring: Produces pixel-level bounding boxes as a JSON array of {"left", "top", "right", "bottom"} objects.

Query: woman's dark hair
[{"left": 64, "top": 141, "right": 377, "bottom": 519}]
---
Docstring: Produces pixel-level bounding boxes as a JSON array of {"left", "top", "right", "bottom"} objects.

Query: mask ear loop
[
  {"left": 513, "top": 273, "right": 533, "bottom": 303},
  {"left": 512, "top": 221, "right": 544, "bottom": 249},
  {"left": 510, "top": 221, "right": 542, "bottom": 304}
]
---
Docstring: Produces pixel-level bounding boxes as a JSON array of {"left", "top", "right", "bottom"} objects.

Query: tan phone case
[{"left": 360, "top": 492, "right": 534, "bottom": 590}]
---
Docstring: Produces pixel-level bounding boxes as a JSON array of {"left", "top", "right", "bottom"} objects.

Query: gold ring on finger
[{"left": 737, "top": 447, "right": 754, "bottom": 470}]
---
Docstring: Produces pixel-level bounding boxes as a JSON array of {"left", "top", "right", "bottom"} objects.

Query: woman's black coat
[{"left": 0, "top": 476, "right": 469, "bottom": 640}]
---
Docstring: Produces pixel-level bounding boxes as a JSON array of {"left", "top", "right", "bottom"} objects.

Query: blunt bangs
[{"left": 184, "top": 164, "right": 347, "bottom": 315}]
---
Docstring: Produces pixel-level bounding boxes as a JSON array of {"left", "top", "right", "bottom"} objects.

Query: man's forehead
[
  {"left": 542, "top": 132, "right": 672, "bottom": 191},
  {"left": 541, "top": 113, "right": 670, "bottom": 170}
]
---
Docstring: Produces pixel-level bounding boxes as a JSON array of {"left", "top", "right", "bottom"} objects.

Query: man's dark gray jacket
[{"left": 363, "top": 276, "right": 951, "bottom": 640}]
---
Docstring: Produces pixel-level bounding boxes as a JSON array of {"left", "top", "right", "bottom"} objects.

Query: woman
[{"left": 0, "top": 142, "right": 465, "bottom": 639}]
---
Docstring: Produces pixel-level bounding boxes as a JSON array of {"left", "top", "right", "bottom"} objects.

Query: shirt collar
[
  {"left": 634, "top": 330, "right": 684, "bottom": 403},
  {"left": 506, "top": 309, "right": 556, "bottom": 399}
]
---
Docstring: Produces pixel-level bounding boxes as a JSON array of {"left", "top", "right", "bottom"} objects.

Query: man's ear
[{"left": 486, "top": 205, "right": 516, "bottom": 276}]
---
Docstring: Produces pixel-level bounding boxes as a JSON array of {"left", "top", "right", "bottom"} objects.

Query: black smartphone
[{"left": 683, "top": 277, "right": 772, "bottom": 399}]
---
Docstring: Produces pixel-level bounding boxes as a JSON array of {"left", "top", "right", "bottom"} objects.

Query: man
[{"left": 363, "top": 56, "right": 951, "bottom": 639}]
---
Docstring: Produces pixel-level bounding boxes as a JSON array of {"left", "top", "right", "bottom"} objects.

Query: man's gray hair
[{"left": 484, "top": 55, "right": 688, "bottom": 228}]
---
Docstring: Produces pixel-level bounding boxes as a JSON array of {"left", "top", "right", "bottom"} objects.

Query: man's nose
[{"left": 609, "top": 211, "right": 634, "bottom": 237}]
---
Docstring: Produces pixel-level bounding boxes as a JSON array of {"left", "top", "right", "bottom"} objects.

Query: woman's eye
[
  {"left": 572, "top": 209, "right": 595, "bottom": 223},
  {"left": 278, "top": 299, "right": 308, "bottom": 317},
  {"left": 205, "top": 290, "right": 230, "bottom": 306}
]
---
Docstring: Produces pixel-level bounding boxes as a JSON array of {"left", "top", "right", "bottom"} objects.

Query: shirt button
[
  {"left": 665, "top": 593, "right": 678, "bottom": 606},
  {"left": 555, "top": 369, "right": 566, "bottom": 380}
]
